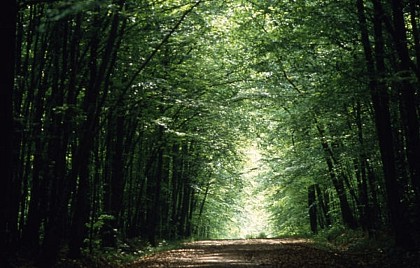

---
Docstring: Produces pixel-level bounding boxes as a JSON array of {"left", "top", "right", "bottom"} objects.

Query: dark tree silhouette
[{"left": 0, "top": 1, "right": 17, "bottom": 266}]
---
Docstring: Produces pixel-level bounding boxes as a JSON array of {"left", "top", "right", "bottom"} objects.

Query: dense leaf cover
[{"left": 1, "top": 0, "right": 420, "bottom": 266}]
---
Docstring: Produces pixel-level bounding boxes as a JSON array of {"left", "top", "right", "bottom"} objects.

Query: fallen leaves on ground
[{"left": 125, "top": 238, "right": 393, "bottom": 268}]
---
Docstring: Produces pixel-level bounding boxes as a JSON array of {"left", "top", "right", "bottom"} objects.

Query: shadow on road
[{"left": 128, "top": 238, "right": 379, "bottom": 268}]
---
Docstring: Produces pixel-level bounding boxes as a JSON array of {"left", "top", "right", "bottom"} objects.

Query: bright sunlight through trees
[{"left": 233, "top": 144, "right": 273, "bottom": 239}]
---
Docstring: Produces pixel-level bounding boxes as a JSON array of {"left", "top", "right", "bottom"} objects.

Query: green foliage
[{"left": 6, "top": 0, "right": 420, "bottom": 265}]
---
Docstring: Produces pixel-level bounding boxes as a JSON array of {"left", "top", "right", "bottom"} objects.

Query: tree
[
  {"left": 356, "top": 0, "right": 420, "bottom": 249},
  {"left": 0, "top": 1, "right": 17, "bottom": 265},
  {"left": 6, "top": 0, "right": 420, "bottom": 265}
]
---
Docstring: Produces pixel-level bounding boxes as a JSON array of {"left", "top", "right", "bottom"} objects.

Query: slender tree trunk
[
  {"left": 354, "top": 101, "right": 371, "bottom": 231},
  {"left": 317, "top": 125, "right": 358, "bottom": 229},
  {"left": 198, "top": 182, "right": 211, "bottom": 222},
  {"left": 179, "top": 143, "right": 192, "bottom": 237},
  {"left": 308, "top": 185, "right": 318, "bottom": 233},
  {"left": 170, "top": 144, "right": 182, "bottom": 239},
  {"left": 111, "top": 115, "right": 125, "bottom": 221},
  {"left": 186, "top": 189, "right": 195, "bottom": 237},
  {"left": 21, "top": 31, "right": 51, "bottom": 254},
  {"left": 68, "top": 10, "right": 101, "bottom": 257},
  {"left": 37, "top": 21, "right": 73, "bottom": 266},
  {"left": 315, "top": 184, "right": 331, "bottom": 227},
  {"left": 147, "top": 129, "right": 164, "bottom": 247}
]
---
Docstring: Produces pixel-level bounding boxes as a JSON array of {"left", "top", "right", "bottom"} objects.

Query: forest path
[{"left": 127, "top": 238, "right": 380, "bottom": 268}]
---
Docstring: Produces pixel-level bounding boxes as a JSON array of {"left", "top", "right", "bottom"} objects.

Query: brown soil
[{"left": 126, "top": 238, "right": 387, "bottom": 268}]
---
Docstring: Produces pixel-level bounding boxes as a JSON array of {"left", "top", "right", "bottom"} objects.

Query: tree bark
[
  {"left": 317, "top": 125, "right": 358, "bottom": 229},
  {"left": 315, "top": 184, "right": 331, "bottom": 228},
  {"left": 357, "top": 0, "right": 416, "bottom": 249},
  {"left": 147, "top": 130, "right": 164, "bottom": 247},
  {"left": 0, "top": 0, "right": 17, "bottom": 263},
  {"left": 390, "top": 0, "right": 420, "bottom": 201},
  {"left": 308, "top": 185, "right": 318, "bottom": 234}
]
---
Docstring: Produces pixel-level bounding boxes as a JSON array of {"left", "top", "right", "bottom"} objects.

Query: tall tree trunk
[
  {"left": 354, "top": 101, "right": 371, "bottom": 232},
  {"left": 68, "top": 10, "right": 101, "bottom": 257},
  {"left": 147, "top": 129, "right": 164, "bottom": 247},
  {"left": 390, "top": 0, "right": 420, "bottom": 249},
  {"left": 373, "top": 0, "right": 417, "bottom": 250},
  {"left": 390, "top": 0, "right": 420, "bottom": 201},
  {"left": 111, "top": 115, "right": 125, "bottom": 222},
  {"left": 0, "top": 0, "right": 17, "bottom": 263},
  {"left": 101, "top": 112, "right": 126, "bottom": 245},
  {"left": 179, "top": 143, "right": 192, "bottom": 237},
  {"left": 170, "top": 144, "right": 182, "bottom": 239},
  {"left": 21, "top": 31, "right": 51, "bottom": 254},
  {"left": 357, "top": 0, "right": 415, "bottom": 249},
  {"left": 68, "top": 0, "right": 126, "bottom": 255}
]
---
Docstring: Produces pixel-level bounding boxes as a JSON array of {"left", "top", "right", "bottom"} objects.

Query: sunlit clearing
[{"left": 234, "top": 144, "right": 272, "bottom": 238}]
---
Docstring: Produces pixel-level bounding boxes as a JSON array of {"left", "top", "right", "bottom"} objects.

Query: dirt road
[{"left": 127, "top": 238, "right": 385, "bottom": 268}]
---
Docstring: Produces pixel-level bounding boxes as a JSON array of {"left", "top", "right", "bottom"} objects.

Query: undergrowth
[
  {"left": 55, "top": 239, "right": 186, "bottom": 268},
  {"left": 45, "top": 229, "right": 420, "bottom": 267},
  {"left": 312, "top": 226, "right": 420, "bottom": 268}
]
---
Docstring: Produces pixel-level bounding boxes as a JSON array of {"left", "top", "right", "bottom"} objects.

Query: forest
[{"left": 1, "top": 0, "right": 420, "bottom": 267}]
